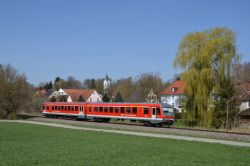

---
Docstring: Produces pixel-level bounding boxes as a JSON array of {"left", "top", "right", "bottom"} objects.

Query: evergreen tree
[
  {"left": 113, "top": 91, "right": 124, "bottom": 102},
  {"left": 58, "top": 95, "right": 68, "bottom": 102},
  {"left": 54, "top": 77, "right": 61, "bottom": 90},
  {"left": 78, "top": 95, "right": 84, "bottom": 102},
  {"left": 102, "top": 93, "right": 110, "bottom": 102},
  {"left": 50, "top": 96, "right": 57, "bottom": 102},
  {"left": 91, "top": 79, "right": 96, "bottom": 89}
]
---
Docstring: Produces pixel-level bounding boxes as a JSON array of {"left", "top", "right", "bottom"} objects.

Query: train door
[
  {"left": 152, "top": 107, "right": 156, "bottom": 122},
  {"left": 79, "top": 106, "right": 84, "bottom": 116}
]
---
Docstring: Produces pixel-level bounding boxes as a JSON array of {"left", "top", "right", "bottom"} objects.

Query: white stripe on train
[{"left": 42, "top": 112, "right": 166, "bottom": 121}]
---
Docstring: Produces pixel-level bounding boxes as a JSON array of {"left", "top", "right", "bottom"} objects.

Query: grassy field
[{"left": 0, "top": 122, "right": 249, "bottom": 166}]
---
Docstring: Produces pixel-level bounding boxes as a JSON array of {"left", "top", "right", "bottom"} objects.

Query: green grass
[
  {"left": 31, "top": 118, "right": 250, "bottom": 143},
  {"left": 0, "top": 122, "right": 249, "bottom": 166}
]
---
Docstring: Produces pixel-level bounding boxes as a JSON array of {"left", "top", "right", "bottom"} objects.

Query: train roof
[{"left": 44, "top": 102, "right": 161, "bottom": 106}]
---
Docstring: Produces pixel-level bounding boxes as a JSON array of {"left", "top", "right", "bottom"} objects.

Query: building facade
[
  {"left": 49, "top": 88, "right": 103, "bottom": 102},
  {"left": 160, "top": 80, "right": 185, "bottom": 112}
]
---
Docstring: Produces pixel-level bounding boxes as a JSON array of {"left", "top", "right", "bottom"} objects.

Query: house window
[{"left": 172, "top": 87, "right": 177, "bottom": 93}]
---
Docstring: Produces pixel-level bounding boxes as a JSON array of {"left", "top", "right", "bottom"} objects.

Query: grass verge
[
  {"left": 0, "top": 122, "right": 250, "bottom": 166},
  {"left": 30, "top": 118, "right": 250, "bottom": 143}
]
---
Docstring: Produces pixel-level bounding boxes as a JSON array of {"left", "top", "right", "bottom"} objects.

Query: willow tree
[{"left": 174, "top": 28, "right": 240, "bottom": 128}]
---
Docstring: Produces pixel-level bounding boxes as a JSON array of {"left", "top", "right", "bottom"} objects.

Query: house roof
[
  {"left": 63, "top": 89, "right": 95, "bottom": 102},
  {"left": 161, "top": 80, "right": 185, "bottom": 95},
  {"left": 235, "top": 81, "right": 250, "bottom": 101},
  {"left": 240, "top": 108, "right": 250, "bottom": 116},
  {"left": 37, "top": 89, "right": 54, "bottom": 98}
]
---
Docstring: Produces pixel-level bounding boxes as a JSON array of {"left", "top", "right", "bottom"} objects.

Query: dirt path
[{"left": 1, "top": 120, "right": 250, "bottom": 147}]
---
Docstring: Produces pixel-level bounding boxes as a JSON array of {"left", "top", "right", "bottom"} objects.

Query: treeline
[
  {"left": 0, "top": 64, "right": 34, "bottom": 118},
  {"left": 39, "top": 73, "right": 171, "bottom": 102}
]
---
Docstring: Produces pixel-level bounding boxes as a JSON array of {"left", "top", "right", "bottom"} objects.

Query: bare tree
[{"left": 0, "top": 64, "right": 34, "bottom": 118}]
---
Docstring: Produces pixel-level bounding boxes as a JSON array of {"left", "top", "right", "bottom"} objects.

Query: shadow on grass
[{"left": 17, "top": 112, "right": 42, "bottom": 120}]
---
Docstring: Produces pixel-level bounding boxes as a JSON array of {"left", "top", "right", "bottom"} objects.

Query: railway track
[
  {"left": 31, "top": 115, "right": 250, "bottom": 137},
  {"left": 170, "top": 126, "right": 250, "bottom": 136}
]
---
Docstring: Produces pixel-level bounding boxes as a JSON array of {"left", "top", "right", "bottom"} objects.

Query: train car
[{"left": 42, "top": 102, "right": 175, "bottom": 126}]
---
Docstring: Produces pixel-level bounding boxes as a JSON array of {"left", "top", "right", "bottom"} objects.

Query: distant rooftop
[{"left": 161, "top": 80, "right": 185, "bottom": 95}]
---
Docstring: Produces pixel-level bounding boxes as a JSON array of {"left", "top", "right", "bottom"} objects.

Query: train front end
[{"left": 161, "top": 103, "right": 175, "bottom": 125}]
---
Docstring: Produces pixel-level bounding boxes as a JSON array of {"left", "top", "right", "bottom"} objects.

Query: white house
[
  {"left": 161, "top": 80, "right": 185, "bottom": 112},
  {"left": 49, "top": 88, "right": 103, "bottom": 102}
]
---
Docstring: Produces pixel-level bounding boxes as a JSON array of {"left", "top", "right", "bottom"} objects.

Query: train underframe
[{"left": 43, "top": 113, "right": 174, "bottom": 126}]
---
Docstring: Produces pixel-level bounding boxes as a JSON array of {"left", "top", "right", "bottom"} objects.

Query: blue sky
[{"left": 0, "top": 0, "right": 250, "bottom": 85}]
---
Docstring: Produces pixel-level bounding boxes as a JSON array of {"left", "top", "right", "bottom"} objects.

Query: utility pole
[{"left": 226, "top": 100, "right": 229, "bottom": 132}]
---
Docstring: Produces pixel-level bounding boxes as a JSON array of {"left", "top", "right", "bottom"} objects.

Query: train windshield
[
  {"left": 163, "top": 111, "right": 174, "bottom": 116},
  {"left": 161, "top": 103, "right": 174, "bottom": 116}
]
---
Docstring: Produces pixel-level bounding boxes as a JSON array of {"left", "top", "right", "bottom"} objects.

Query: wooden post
[{"left": 226, "top": 100, "right": 229, "bottom": 132}]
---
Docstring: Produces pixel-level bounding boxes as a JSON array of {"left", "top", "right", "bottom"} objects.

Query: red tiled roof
[
  {"left": 235, "top": 81, "right": 250, "bottom": 101},
  {"left": 37, "top": 89, "right": 54, "bottom": 98},
  {"left": 241, "top": 81, "right": 250, "bottom": 91},
  {"left": 63, "top": 89, "right": 95, "bottom": 102},
  {"left": 161, "top": 80, "right": 185, "bottom": 95}
]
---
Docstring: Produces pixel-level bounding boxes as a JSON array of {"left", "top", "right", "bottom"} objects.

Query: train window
[
  {"left": 94, "top": 107, "right": 98, "bottom": 112},
  {"left": 72, "top": 106, "right": 75, "bottom": 111},
  {"left": 157, "top": 108, "right": 161, "bottom": 115},
  {"left": 61, "top": 106, "right": 64, "bottom": 110},
  {"left": 144, "top": 108, "right": 149, "bottom": 114},
  {"left": 46, "top": 106, "right": 49, "bottom": 110},
  {"left": 104, "top": 107, "right": 108, "bottom": 113},
  {"left": 58, "top": 106, "right": 61, "bottom": 110},
  {"left": 89, "top": 107, "right": 92, "bottom": 112},
  {"left": 115, "top": 107, "right": 119, "bottom": 113},
  {"left": 132, "top": 107, "right": 137, "bottom": 114},
  {"left": 99, "top": 107, "right": 103, "bottom": 112},
  {"left": 55, "top": 106, "right": 58, "bottom": 110},
  {"left": 75, "top": 106, "right": 78, "bottom": 111},
  {"left": 52, "top": 106, "right": 54, "bottom": 110},
  {"left": 65, "top": 106, "right": 67, "bottom": 111},
  {"left": 110, "top": 107, "right": 113, "bottom": 113},
  {"left": 43, "top": 105, "right": 45, "bottom": 110},
  {"left": 126, "top": 107, "right": 131, "bottom": 114},
  {"left": 67, "top": 106, "right": 70, "bottom": 111},
  {"left": 120, "top": 107, "right": 124, "bottom": 113}
]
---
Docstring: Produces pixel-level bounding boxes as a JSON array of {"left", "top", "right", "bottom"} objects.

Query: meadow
[{"left": 0, "top": 122, "right": 249, "bottom": 166}]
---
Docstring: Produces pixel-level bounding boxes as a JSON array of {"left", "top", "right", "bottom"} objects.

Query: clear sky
[{"left": 0, "top": 0, "right": 250, "bottom": 85}]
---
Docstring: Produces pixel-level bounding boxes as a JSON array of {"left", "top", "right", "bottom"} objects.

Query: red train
[{"left": 42, "top": 102, "right": 175, "bottom": 126}]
